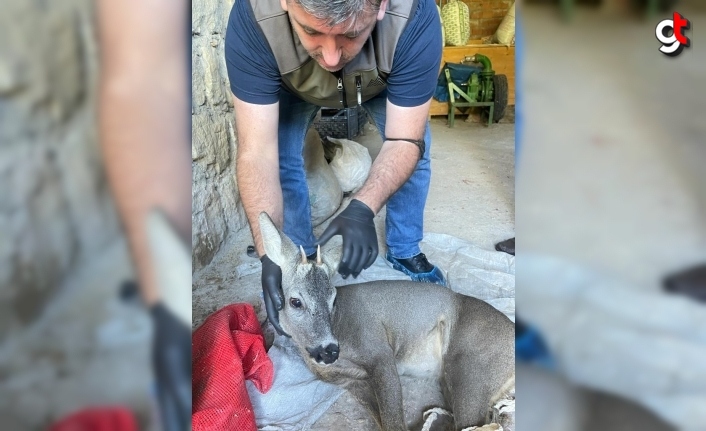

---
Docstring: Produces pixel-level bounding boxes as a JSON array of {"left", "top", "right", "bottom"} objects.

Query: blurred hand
[
  {"left": 150, "top": 303, "right": 191, "bottom": 431},
  {"left": 317, "top": 199, "right": 378, "bottom": 278}
]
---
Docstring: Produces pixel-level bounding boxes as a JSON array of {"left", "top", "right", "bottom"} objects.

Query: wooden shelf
[{"left": 430, "top": 41, "right": 515, "bottom": 117}]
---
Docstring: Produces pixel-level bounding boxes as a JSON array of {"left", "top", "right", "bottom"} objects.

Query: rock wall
[
  {"left": 0, "top": 0, "right": 120, "bottom": 338},
  {"left": 192, "top": 0, "right": 248, "bottom": 271}
]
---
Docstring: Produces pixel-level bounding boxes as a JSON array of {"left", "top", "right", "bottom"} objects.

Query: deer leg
[
  {"left": 442, "top": 356, "right": 493, "bottom": 430},
  {"left": 346, "top": 380, "right": 382, "bottom": 428},
  {"left": 368, "top": 358, "right": 406, "bottom": 431}
]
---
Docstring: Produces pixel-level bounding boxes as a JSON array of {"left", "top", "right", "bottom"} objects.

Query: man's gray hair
[{"left": 291, "top": 0, "right": 383, "bottom": 27}]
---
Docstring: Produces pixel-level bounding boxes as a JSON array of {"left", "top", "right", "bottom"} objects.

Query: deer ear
[
  {"left": 320, "top": 239, "right": 343, "bottom": 278},
  {"left": 259, "top": 212, "right": 298, "bottom": 267}
]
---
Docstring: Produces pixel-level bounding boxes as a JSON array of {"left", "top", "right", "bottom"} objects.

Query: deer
[{"left": 258, "top": 212, "right": 515, "bottom": 431}]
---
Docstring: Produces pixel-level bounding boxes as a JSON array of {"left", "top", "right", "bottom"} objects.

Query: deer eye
[{"left": 289, "top": 298, "right": 302, "bottom": 308}]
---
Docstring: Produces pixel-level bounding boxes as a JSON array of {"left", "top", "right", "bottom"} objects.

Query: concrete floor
[{"left": 425, "top": 119, "right": 515, "bottom": 248}]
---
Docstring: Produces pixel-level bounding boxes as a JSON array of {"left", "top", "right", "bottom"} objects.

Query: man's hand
[
  {"left": 261, "top": 255, "right": 289, "bottom": 337},
  {"left": 150, "top": 303, "right": 191, "bottom": 431},
  {"left": 317, "top": 199, "right": 378, "bottom": 278}
]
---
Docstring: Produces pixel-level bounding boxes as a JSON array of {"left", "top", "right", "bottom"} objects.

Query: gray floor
[
  {"left": 350, "top": 116, "right": 515, "bottom": 249},
  {"left": 425, "top": 119, "right": 515, "bottom": 248}
]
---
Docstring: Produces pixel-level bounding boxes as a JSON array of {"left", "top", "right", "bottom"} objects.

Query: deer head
[{"left": 259, "top": 212, "right": 342, "bottom": 364}]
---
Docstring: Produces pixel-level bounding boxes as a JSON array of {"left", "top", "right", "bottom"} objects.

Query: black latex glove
[
  {"left": 261, "top": 255, "right": 290, "bottom": 337},
  {"left": 317, "top": 199, "right": 377, "bottom": 279},
  {"left": 150, "top": 303, "right": 191, "bottom": 431}
]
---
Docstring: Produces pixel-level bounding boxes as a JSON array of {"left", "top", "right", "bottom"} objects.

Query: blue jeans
[{"left": 278, "top": 89, "right": 432, "bottom": 259}]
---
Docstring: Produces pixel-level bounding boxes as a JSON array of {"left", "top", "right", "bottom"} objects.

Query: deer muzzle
[{"left": 306, "top": 343, "right": 340, "bottom": 364}]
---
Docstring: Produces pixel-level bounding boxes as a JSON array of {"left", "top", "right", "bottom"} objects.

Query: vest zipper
[
  {"left": 355, "top": 75, "right": 362, "bottom": 106},
  {"left": 337, "top": 76, "right": 346, "bottom": 108}
]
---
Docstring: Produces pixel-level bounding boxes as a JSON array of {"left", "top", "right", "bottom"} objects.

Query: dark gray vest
[{"left": 248, "top": 0, "right": 417, "bottom": 108}]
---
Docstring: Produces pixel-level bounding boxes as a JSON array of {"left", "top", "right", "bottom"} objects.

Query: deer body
[{"left": 258, "top": 213, "right": 514, "bottom": 431}]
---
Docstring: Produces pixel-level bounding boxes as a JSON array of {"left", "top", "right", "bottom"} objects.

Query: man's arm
[
  {"left": 352, "top": 0, "right": 441, "bottom": 215},
  {"left": 234, "top": 96, "right": 290, "bottom": 336},
  {"left": 233, "top": 96, "right": 281, "bottom": 257},
  {"left": 97, "top": 0, "right": 191, "bottom": 306},
  {"left": 226, "top": 0, "right": 284, "bottom": 250},
  {"left": 317, "top": 99, "right": 432, "bottom": 278},
  {"left": 98, "top": 2, "right": 192, "bottom": 428},
  {"left": 354, "top": 99, "right": 432, "bottom": 213}
]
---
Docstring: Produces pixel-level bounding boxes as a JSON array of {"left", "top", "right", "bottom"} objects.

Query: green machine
[{"left": 444, "top": 54, "right": 508, "bottom": 127}]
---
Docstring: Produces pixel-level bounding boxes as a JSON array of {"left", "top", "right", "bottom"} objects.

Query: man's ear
[
  {"left": 259, "top": 212, "right": 297, "bottom": 268},
  {"left": 377, "top": 0, "right": 389, "bottom": 21},
  {"left": 280, "top": 0, "right": 288, "bottom": 12}
]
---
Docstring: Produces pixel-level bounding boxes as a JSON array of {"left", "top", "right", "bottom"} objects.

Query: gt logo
[{"left": 656, "top": 12, "right": 691, "bottom": 57}]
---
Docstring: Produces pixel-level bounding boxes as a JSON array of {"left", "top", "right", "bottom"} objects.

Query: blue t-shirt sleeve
[
  {"left": 225, "top": 0, "right": 281, "bottom": 104},
  {"left": 386, "top": 0, "right": 443, "bottom": 108}
]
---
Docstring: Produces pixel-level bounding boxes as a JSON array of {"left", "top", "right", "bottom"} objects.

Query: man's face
[{"left": 281, "top": 0, "right": 388, "bottom": 72}]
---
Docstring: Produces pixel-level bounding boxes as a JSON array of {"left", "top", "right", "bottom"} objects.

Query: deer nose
[{"left": 307, "top": 343, "right": 340, "bottom": 364}]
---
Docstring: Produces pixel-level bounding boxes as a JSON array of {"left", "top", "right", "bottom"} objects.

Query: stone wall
[
  {"left": 192, "top": 0, "right": 248, "bottom": 271},
  {"left": 0, "top": 0, "right": 120, "bottom": 338}
]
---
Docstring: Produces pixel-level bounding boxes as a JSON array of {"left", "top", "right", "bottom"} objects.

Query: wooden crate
[{"left": 430, "top": 41, "right": 515, "bottom": 117}]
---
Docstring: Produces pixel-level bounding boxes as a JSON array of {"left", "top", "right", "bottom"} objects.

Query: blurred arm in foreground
[{"left": 97, "top": 1, "right": 191, "bottom": 430}]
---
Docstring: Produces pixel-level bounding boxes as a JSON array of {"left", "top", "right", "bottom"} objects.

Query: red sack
[
  {"left": 192, "top": 303, "right": 274, "bottom": 431},
  {"left": 48, "top": 406, "right": 137, "bottom": 431}
]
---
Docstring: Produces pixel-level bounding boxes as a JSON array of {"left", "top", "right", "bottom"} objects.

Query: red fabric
[
  {"left": 192, "top": 303, "right": 274, "bottom": 431},
  {"left": 48, "top": 407, "right": 137, "bottom": 431}
]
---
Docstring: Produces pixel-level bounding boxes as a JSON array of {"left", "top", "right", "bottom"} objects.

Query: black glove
[
  {"left": 261, "top": 255, "right": 290, "bottom": 337},
  {"left": 150, "top": 303, "right": 191, "bottom": 431},
  {"left": 317, "top": 199, "right": 378, "bottom": 279}
]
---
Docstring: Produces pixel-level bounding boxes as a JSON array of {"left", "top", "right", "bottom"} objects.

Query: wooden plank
[{"left": 430, "top": 41, "right": 515, "bottom": 116}]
